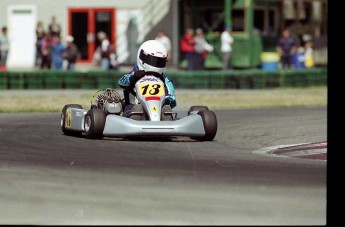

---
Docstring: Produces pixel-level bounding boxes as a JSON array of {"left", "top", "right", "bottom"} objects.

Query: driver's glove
[
  {"left": 130, "top": 70, "right": 146, "bottom": 88},
  {"left": 164, "top": 96, "right": 176, "bottom": 109}
]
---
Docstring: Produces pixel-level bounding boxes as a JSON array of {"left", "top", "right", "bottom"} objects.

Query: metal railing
[{"left": 0, "top": 67, "right": 327, "bottom": 90}]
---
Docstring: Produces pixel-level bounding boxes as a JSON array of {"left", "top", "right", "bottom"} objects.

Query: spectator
[
  {"left": 304, "top": 40, "right": 314, "bottom": 68},
  {"left": 40, "top": 33, "right": 53, "bottom": 69},
  {"left": 51, "top": 35, "right": 65, "bottom": 70},
  {"left": 221, "top": 25, "right": 234, "bottom": 70},
  {"left": 109, "top": 46, "right": 120, "bottom": 70},
  {"left": 155, "top": 29, "right": 172, "bottom": 61},
  {"left": 276, "top": 29, "right": 297, "bottom": 68},
  {"left": 63, "top": 35, "right": 78, "bottom": 70},
  {"left": 48, "top": 16, "right": 61, "bottom": 38},
  {"left": 97, "top": 31, "right": 112, "bottom": 70},
  {"left": 92, "top": 46, "right": 101, "bottom": 67},
  {"left": 36, "top": 21, "right": 46, "bottom": 67},
  {"left": 194, "top": 28, "right": 214, "bottom": 70},
  {"left": 180, "top": 28, "right": 195, "bottom": 70},
  {"left": 0, "top": 26, "right": 9, "bottom": 67}
]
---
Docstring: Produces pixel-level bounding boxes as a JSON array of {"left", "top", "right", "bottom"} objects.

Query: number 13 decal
[{"left": 139, "top": 83, "right": 164, "bottom": 96}]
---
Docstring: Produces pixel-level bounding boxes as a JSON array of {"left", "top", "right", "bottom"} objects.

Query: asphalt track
[{"left": 0, "top": 107, "right": 327, "bottom": 225}]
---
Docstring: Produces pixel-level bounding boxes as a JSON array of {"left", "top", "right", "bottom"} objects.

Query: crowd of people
[
  {"left": 36, "top": 16, "right": 119, "bottom": 71},
  {"left": 35, "top": 16, "right": 78, "bottom": 71},
  {"left": 179, "top": 27, "right": 216, "bottom": 71},
  {"left": 178, "top": 25, "right": 315, "bottom": 71},
  {"left": 178, "top": 26, "right": 238, "bottom": 70},
  {"left": 92, "top": 31, "right": 119, "bottom": 70},
  {"left": 1, "top": 16, "right": 118, "bottom": 71},
  {"left": 0, "top": 16, "right": 315, "bottom": 72},
  {"left": 276, "top": 28, "right": 314, "bottom": 69}
]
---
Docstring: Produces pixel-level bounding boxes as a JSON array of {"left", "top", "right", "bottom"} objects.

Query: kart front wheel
[
  {"left": 188, "top": 105, "right": 209, "bottom": 115},
  {"left": 61, "top": 104, "right": 83, "bottom": 136},
  {"left": 196, "top": 110, "right": 217, "bottom": 141},
  {"left": 84, "top": 109, "right": 106, "bottom": 139}
]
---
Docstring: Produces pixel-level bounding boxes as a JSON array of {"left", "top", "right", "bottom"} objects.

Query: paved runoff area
[{"left": 253, "top": 141, "right": 327, "bottom": 161}]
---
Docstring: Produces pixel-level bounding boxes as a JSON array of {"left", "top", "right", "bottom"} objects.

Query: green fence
[{"left": 0, "top": 68, "right": 327, "bottom": 90}]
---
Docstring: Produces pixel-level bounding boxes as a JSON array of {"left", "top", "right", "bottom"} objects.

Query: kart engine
[{"left": 94, "top": 88, "right": 122, "bottom": 115}]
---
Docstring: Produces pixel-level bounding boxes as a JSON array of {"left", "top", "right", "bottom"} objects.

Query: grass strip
[{"left": 0, "top": 86, "right": 327, "bottom": 113}]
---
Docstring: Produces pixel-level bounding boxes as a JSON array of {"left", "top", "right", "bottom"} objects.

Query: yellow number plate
[{"left": 138, "top": 83, "right": 164, "bottom": 97}]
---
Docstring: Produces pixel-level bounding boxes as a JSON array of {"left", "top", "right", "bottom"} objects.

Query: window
[{"left": 232, "top": 9, "right": 245, "bottom": 32}]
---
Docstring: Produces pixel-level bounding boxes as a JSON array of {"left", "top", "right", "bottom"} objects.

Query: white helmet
[{"left": 137, "top": 40, "right": 168, "bottom": 75}]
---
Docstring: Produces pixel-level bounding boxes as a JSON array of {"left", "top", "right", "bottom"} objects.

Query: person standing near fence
[
  {"left": 155, "top": 29, "right": 171, "bottom": 61},
  {"left": 221, "top": 25, "right": 234, "bottom": 70},
  {"left": 276, "top": 29, "right": 297, "bottom": 68},
  {"left": 63, "top": 35, "right": 78, "bottom": 70},
  {"left": 51, "top": 35, "right": 65, "bottom": 71},
  {"left": 40, "top": 33, "right": 53, "bottom": 69},
  {"left": 35, "top": 21, "right": 46, "bottom": 67},
  {"left": 97, "top": 31, "right": 112, "bottom": 70},
  {"left": 48, "top": 16, "right": 61, "bottom": 38},
  {"left": 303, "top": 40, "right": 314, "bottom": 68},
  {"left": 194, "top": 28, "right": 214, "bottom": 70},
  {"left": 0, "top": 26, "right": 9, "bottom": 68},
  {"left": 180, "top": 28, "right": 195, "bottom": 71}
]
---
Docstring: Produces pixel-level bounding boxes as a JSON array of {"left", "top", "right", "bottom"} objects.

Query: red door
[{"left": 68, "top": 8, "right": 116, "bottom": 63}]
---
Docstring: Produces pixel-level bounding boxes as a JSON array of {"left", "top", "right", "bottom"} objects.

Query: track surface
[{"left": 0, "top": 107, "right": 327, "bottom": 225}]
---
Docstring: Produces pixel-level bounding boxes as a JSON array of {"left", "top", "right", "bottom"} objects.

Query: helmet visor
[{"left": 139, "top": 50, "right": 167, "bottom": 68}]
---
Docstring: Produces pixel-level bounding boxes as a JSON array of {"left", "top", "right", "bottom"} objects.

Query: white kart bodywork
[{"left": 61, "top": 74, "right": 217, "bottom": 140}]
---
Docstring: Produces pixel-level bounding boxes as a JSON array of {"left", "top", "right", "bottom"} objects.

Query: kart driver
[{"left": 118, "top": 40, "right": 176, "bottom": 117}]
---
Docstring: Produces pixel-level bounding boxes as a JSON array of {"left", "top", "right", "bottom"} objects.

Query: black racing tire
[
  {"left": 195, "top": 110, "right": 217, "bottom": 141},
  {"left": 84, "top": 109, "right": 106, "bottom": 139},
  {"left": 188, "top": 105, "right": 209, "bottom": 115},
  {"left": 61, "top": 104, "right": 83, "bottom": 136}
]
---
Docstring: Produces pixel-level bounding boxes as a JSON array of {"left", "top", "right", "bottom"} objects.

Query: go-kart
[{"left": 60, "top": 72, "right": 217, "bottom": 141}]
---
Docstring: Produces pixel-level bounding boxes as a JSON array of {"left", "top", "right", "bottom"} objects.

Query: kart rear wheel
[
  {"left": 188, "top": 105, "right": 209, "bottom": 115},
  {"left": 61, "top": 104, "right": 83, "bottom": 136},
  {"left": 195, "top": 110, "right": 217, "bottom": 141},
  {"left": 84, "top": 109, "right": 106, "bottom": 139}
]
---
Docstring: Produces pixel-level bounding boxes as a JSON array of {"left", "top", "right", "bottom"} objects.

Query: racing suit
[{"left": 118, "top": 64, "right": 177, "bottom": 117}]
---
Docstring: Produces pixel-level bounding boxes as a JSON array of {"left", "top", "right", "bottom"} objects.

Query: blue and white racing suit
[{"left": 118, "top": 64, "right": 177, "bottom": 109}]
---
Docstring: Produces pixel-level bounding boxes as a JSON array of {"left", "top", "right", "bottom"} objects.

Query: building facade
[
  {"left": 0, "top": 0, "right": 175, "bottom": 67},
  {"left": 0, "top": 0, "right": 327, "bottom": 69}
]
